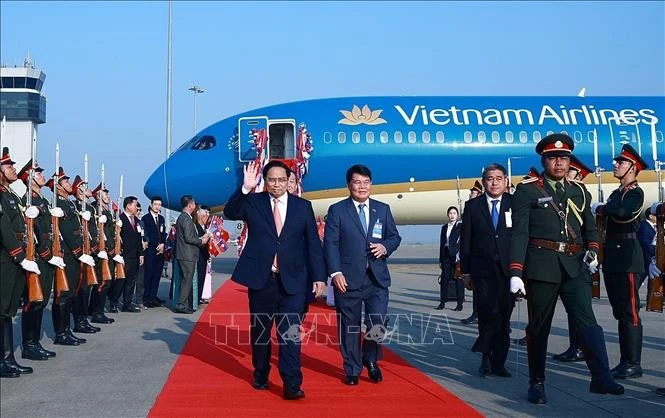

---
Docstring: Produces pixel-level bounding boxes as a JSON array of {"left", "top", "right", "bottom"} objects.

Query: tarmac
[{"left": 1, "top": 244, "right": 663, "bottom": 417}]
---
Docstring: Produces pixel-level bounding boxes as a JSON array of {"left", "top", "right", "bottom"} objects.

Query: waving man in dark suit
[
  {"left": 323, "top": 164, "right": 402, "bottom": 386},
  {"left": 224, "top": 160, "right": 326, "bottom": 400}
]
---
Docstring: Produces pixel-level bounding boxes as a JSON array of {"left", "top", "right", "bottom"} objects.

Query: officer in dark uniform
[
  {"left": 552, "top": 154, "right": 594, "bottom": 363},
  {"left": 509, "top": 134, "right": 623, "bottom": 404},
  {"left": 0, "top": 147, "right": 40, "bottom": 378},
  {"left": 592, "top": 144, "right": 648, "bottom": 380},
  {"left": 53, "top": 168, "right": 96, "bottom": 342},
  {"left": 71, "top": 175, "right": 103, "bottom": 333},
  {"left": 17, "top": 159, "right": 67, "bottom": 360},
  {"left": 90, "top": 182, "right": 115, "bottom": 324}
]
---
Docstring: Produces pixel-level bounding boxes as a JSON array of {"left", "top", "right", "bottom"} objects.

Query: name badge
[
  {"left": 537, "top": 197, "right": 553, "bottom": 203},
  {"left": 505, "top": 210, "right": 512, "bottom": 228},
  {"left": 161, "top": 224, "right": 165, "bottom": 233},
  {"left": 372, "top": 219, "right": 383, "bottom": 239}
]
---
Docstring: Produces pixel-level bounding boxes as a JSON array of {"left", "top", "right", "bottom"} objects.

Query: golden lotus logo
[{"left": 338, "top": 105, "right": 387, "bottom": 125}]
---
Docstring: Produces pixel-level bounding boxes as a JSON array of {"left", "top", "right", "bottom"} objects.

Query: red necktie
[{"left": 273, "top": 198, "right": 282, "bottom": 271}]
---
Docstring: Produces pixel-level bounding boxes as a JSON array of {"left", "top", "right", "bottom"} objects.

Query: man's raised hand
[{"left": 243, "top": 162, "right": 260, "bottom": 191}]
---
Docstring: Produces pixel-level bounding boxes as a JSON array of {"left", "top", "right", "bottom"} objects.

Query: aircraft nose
[{"left": 144, "top": 163, "right": 170, "bottom": 208}]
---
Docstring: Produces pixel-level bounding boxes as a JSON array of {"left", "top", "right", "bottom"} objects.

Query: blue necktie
[
  {"left": 491, "top": 199, "right": 499, "bottom": 229},
  {"left": 358, "top": 204, "right": 368, "bottom": 234}
]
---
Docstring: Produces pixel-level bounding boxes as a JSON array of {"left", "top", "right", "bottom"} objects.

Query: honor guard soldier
[
  {"left": 591, "top": 144, "right": 648, "bottom": 380},
  {"left": 0, "top": 147, "right": 40, "bottom": 378},
  {"left": 71, "top": 175, "right": 103, "bottom": 333},
  {"left": 90, "top": 182, "right": 116, "bottom": 324},
  {"left": 52, "top": 168, "right": 95, "bottom": 343},
  {"left": 551, "top": 154, "right": 595, "bottom": 363},
  {"left": 17, "top": 160, "right": 67, "bottom": 360},
  {"left": 509, "top": 134, "right": 623, "bottom": 404}
]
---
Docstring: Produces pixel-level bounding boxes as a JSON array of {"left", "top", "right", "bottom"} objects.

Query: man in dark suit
[
  {"left": 110, "top": 196, "right": 144, "bottom": 313},
  {"left": 142, "top": 196, "right": 167, "bottom": 307},
  {"left": 637, "top": 208, "right": 656, "bottom": 288},
  {"left": 224, "top": 160, "right": 326, "bottom": 400},
  {"left": 460, "top": 163, "right": 514, "bottom": 378},
  {"left": 323, "top": 164, "right": 402, "bottom": 386},
  {"left": 437, "top": 206, "right": 462, "bottom": 310},
  {"left": 509, "top": 134, "right": 623, "bottom": 404},
  {"left": 175, "top": 195, "right": 209, "bottom": 314}
]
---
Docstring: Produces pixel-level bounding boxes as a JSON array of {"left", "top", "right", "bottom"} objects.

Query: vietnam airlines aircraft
[{"left": 144, "top": 96, "right": 665, "bottom": 224}]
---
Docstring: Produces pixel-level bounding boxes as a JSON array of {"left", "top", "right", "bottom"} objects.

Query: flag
[
  {"left": 164, "top": 224, "right": 177, "bottom": 261},
  {"left": 207, "top": 215, "right": 229, "bottom": 257}
]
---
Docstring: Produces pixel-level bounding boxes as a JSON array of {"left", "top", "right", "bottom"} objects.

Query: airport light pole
[{"left": 189, "top": 85, "right": 205, "bottom": 135}]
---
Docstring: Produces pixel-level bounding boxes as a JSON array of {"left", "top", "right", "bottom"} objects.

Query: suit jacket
[
  {"left": 223, "top": 188, "right": 326, "bottom": 295},
  {"left": 637, "top": 219, "right": 656, "bottom": 273},
  {"left": 323, "top": 197, "right": 401, "bottom": 290},
  {"left": 509, "top": 178, "right": 598, "bottom": 283},
  {"left": 175, "top": 211, "right": 202, "bottom": 263},
  {"left": 439, "top": 221, "right": 461, "bottom": 262},
  {"left": 195, "top": 222, "right": 210, "bottom": 261},
  {"left": 460, "top": 194, "right": 512, "bottom": 277},
  {"left": 142, "top": 212, "right": 167, "bottom": 256},
  {"left": 120, "top": 212, "right": 143, "bottom": 259}
]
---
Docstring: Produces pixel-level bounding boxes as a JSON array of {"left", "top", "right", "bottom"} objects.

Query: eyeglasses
[{"left": 266, "top": 177, "right": 288, "bottom": 185}]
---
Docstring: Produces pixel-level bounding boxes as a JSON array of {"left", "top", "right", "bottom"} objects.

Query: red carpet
[{"left": 149, "top": 280, "right": 481, "bottom": 417}]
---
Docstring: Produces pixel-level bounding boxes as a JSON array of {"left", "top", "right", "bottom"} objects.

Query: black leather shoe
[
  {"left": 435, "top": 303, "right": 444, "bottom": 310},
  {"left": 73, "top": 323, "right": 98, "bottom": 334},
  {"left": 461, "top": 314, "right": 477, "bottom": 325},
  {"left": 121, "top": 304, "right": 141, "bottom": 313},
  {"left": 479, "top": 354, "right": 492, "bottom": 376},
  {"left": 364, "top": 361, "right": 383, "bottom": 382},
  {"left": 36, "top": 343, "right": 56, "bottom": 358},
  {"left": 553, "top": 347, "right": 585, "bottom": 362},
  {"left": 453, "top": 304, "right": 463, "bottom": 311},
  {"left": 91, "top": 314, "right": 114, "bottom": 324},
  {"left": 590, "top": 378, "right": 624, "bottom": 395},
  {"left": 66, "top": 330, "right": 86, "bottom": 344},
  {"left": 5, "top": 357, "right": 33, "bottom": 374},
  {"left": 109, "top": 305, "right": 119, "bottom": 313},
  {"left": 175, "top": 307, "right": 194, "bottom": 314},
  {"left": 283, "top": 388, "right": 305, "bottom": 400},
  {"left": 344, "top": 375, "right": 359, "bottom": 385},
  {"left": 155, "top": 297, "right": 166, "bottom": 304},
  {"left": 21, "top": 343, "right": 49, "bottom": 361},
  {"left": 528, "top": 382, "right": 547, "bottom": 404},
  {"left": 82, "top": 320, "right": 101, "bottom": 332},
  {"left": 252, "top": 378, "right": 269, "bottom": 390},
  {"left": 54, "top": 333, "right": 80, "bottom": 346},
  {"left": 0, "top": 361, "right": 20, "bottom": 378},
  {"left": 492, "top": 366, "right": 512, "bottom": 378},
  {"left": 611, "top": 362, "right": 643, "bottom": 379}
]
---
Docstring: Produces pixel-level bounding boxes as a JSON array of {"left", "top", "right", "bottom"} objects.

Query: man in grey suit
[{"left": 175, "top": 195, "right": 210, "bottom": 314}]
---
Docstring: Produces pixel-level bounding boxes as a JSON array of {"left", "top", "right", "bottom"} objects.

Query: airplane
[{"left": 144, "top": 96, "right": 665, "bottom": 224}]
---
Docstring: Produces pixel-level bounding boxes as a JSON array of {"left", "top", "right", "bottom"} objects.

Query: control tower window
[
  {"left": 14, "top": 77, "right": 26, "bottom": 88},
  {"left": 26, "top": 78, "right": 37, "bottom": 90},
  {"left": 192, "top": 135, "right": 216, "bottom": 150}
]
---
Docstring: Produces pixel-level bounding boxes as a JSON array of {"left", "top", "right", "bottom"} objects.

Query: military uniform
[
  {"left": 509, "top": 134, "right": 623, "bottom": 404},
  {"left": 0, "top": 147, "right": 34, "bottom": 377},
  {"left": 596, "top": 144, "right": 647, "bottom": 380},
  {"left": 89, "top": 183, "right": 115, "bottom": 324}
]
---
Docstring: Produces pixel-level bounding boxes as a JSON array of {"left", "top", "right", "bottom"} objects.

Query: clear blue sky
[{"left": 2, "top": 1, "right": 664, "bottom": 243}]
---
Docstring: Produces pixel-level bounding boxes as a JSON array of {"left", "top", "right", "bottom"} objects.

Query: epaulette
[
  {"left": 568, "top": 179, "right": 585, "bottom": 184},
  {"left": 520, "top": 177, "right": 539, "bottom": 184}
]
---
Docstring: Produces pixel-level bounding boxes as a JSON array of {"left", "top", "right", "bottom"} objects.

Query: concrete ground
[{"left": 0, "top": 244, "right": 663, "bottom": 417}]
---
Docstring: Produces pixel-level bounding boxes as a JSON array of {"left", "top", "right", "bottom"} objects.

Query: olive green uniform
[{"left": 0, "top": 185, "right": 26, "bottom": 319}]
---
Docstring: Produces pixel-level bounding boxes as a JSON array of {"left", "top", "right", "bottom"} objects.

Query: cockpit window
[{"left": 192, "top": 135, "right": 216, "bottom": 150}]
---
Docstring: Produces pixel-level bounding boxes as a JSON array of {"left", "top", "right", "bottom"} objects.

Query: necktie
[
  {"left": 358, "top": 203, "right": 368, "bottom": 234},
  {"left": 130, "top": 215, "right": 136, "bottom": 230},
  {"left": 273, "top": 198, "right": 282, "bottom": 270},
  {"left": 491, "top": 200, "right": 499, "bottom": 229},
  {"left": 555, "top": 182, "right": 565, "bottom": 202}
]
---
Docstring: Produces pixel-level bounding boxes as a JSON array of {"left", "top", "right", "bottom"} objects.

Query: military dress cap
[
  {"left": 569, "top": 155, "right": 593, "bottom": 180},
  {"left": 70, "top": 175, "right": 87, "bottom": 192},
  {"left": 536, "top": 133, "right": 574, "bottom": 156},
  {"left": 1, "top": 147, "right": 16, "bottom": 165},
  {"left": 469, "top": 180, "right": 483, "bottom": 193},
  {"left": 17, "top": 159, "right": 44, "bottom": 182},
  {"left": 91, "top": 182, "right": 109, "bottom": 195},
  {"left": 46, "top": 167, "right": 70, "bottom": 190},
  {"left": 613, "top": 143, "right": 649, "bottom": 172}
]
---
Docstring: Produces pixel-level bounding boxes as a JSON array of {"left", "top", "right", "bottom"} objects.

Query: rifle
[
  {"left": 25, "top": 131, "right": 44, "bottom": 303},
  {"left": 97, "top": 164, "right": 112, "bottom": 286},
  {"left": 647, "top": 204, "right": 664, "bottom": 312},
  {"left": 592, "top": 129, "right": 603, "bottom": 299},
  {"left": 81, "top": 154, "right": 98, "bottom": 286},
  {"left": 114, "top": 174, "right": 126, "bottom": 280},
  {"left": 52, "top": 142, "right": 70, "bottom": 299}
]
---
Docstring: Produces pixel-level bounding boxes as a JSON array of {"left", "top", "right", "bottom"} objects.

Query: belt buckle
[{"left": 557, "top": 242, "right": 566, "bottom": 252}]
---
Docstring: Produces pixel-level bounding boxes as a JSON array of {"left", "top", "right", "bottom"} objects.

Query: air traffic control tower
[{"left": 0, "top": 57, "right": 47, "bottom": 168}]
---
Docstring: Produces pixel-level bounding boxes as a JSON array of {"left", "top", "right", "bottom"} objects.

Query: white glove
[
  {"left": 98, "top": 215, "right": 107, "bottom": 224},
  {"left": 113, "top": 254, "right": 125, "bottom": 264},
  {"left": 47, "top": 256, "right": 66, "bottom": 269},
  {"left": 49, "top": 207, "right": 64, "bottom": 218},
  {"left": 590, "top": 202, "right": 603, "bottom": 215},
  {"left": 584, "top": 250, "right": 599, "bottom": 275},
  {"left": 81, "top": 211, "right": 91, "bottom": 221},
  {"left": 510, "top": 276, "right": 526, "bottom": 296},
  {"left": 78, "top": 254, "right": 95, "bottom": 266},
  {"left": 649, "top": 259, "right": 662, "bottom": 279},
  {"left": 25, "top": 206, "right": 40, "bottom": 219},
  {"left": 20, "top": 259, "right": 41, "bottom": 274},
  {"left": 116, "top": 219, "right": 123, "bottom": 227},
  {"left": 97, "top": 250, "right": 108, "bottom": 260},
  {"left": 650, "top": 202, "right": 661, "bottom": 216}
]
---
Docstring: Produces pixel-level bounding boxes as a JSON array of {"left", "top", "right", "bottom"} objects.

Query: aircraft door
[{"left": 238, "top": 116, "right": 268, "bottom": 162}]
